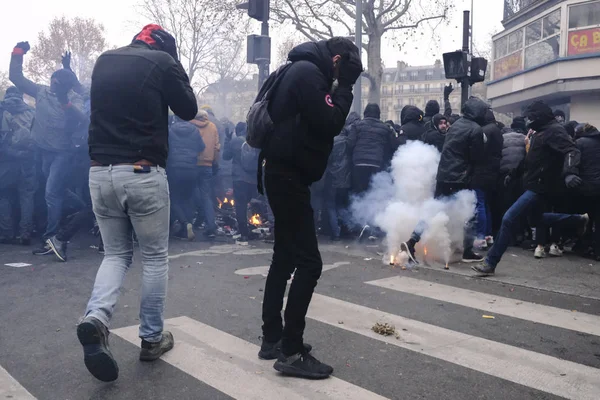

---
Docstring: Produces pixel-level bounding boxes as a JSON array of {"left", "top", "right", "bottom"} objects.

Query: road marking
[
  {"left": 235, "top": 262, "right": 351, "bottom": 277},
  {"left": 0, "top": 364, "right": 36, "bottom": 399},
  {"left": 113, "top": 317, "right": 387, "bottom": 400},
  {"left": 366, "top": 276, "right": 600, "bottom": 336},
  {"left": 308, "top": 294, "right": 600, "bottom": 400},
  {"left": 169, "top": 245, "right": 273, "bottom": 260}
]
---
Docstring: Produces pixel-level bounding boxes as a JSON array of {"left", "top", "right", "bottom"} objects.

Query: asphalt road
[{"left": 1, "top": 235, "right": 599, "bottom": 400}]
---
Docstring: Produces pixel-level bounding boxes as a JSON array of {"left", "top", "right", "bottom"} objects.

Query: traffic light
[
  {"left": 442, "top": 51, "right": 470, "bottom": 80},
  {"left": 247, "top": 34, "right": 271, "bottom": 64},
  {"left": 236, "top": 0, "right": 269, "bottom": 22},
  {"left": 469, "top": 57, "right": 488, "bottom": 84}
]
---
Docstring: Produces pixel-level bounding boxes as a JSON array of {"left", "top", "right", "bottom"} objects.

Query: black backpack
[{"left": 246, "top": 63, "right": 292, "bottom": 149}]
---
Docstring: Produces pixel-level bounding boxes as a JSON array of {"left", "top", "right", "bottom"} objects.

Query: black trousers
[
  {"left": 352, "top": 165, "right": 381, "bottom": 195},
  {"left": 261, "top": 172, "right": 323, "bottom": 356},
  {"left": 233, "top": 180, "right": 257, "bottom": 238}
]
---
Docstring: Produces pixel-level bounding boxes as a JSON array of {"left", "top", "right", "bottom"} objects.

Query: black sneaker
[
  {"left": 77, "top": 316, "right": 119, "bottom": 382},
  {"left": 236, "top": 236, "right": 249, "bottom": 246},
  {"left": 273, "top": 351, "right": 333, "bottom": 379},
  {"left": 47, "top": 236, "right": 67, "bottom": 262},
  {"left": 33, "top": 242, "right": 53, "bottom": 255},
  {"left": 258, "top": 339, "right": 313, "bottom": 360},
  {"left": 139, "top": 331, "right": 175, "bottom": 361},
  {"left": 98, "top": 242, "right": 105, "bottom": 255},
  {"left": 462, "top": 250, "right": 484, "bottom": 263},
  {"left": 400, "top": 242, "right": 418, "bottom": 264},
  {"left": 471, "top": 262, "right": 495, "bottom": 277}
]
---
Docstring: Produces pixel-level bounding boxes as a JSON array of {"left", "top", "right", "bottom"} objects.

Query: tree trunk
[{"left": 367, "top": 33, "right": 382, "bottom": 105}]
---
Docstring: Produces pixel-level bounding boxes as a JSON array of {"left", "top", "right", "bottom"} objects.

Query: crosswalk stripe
[
  {"left": 308, "top": 294, "right": 600, "bottom": 400},
  {"left": 112, "top": 317, "right": 388, "bottom": 400},
  {"left": 366, "top": 276, "right": 600, "bottom": 336},
  {"left": 0, "top": 364, "right": 35, "bottom": 399}
]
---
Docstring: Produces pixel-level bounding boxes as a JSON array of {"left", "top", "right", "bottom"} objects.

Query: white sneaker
[
  {"left": 485, "top": 236, "right": 494, "bottom": 246},
  {"left": 474, "top": 239, "right": 487, "bottom": 250},
  {"left": 534, "top": 246, "right": 546, "bottom": 259},
  {"left": 549, "top": 244, "right": 563, "bottom": 257}
]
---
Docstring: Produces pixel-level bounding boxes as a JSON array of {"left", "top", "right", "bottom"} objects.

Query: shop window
[{"left": 524, "top": 9, "right": 561, "bottom": 69}]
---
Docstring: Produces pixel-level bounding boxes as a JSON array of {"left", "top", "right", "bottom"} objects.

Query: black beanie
[
  {"left": 425, "top": 100, "right": 440, "bottom": 117},
  {"left": 364, "top": 103, "right": 381, "bottom": 119}
]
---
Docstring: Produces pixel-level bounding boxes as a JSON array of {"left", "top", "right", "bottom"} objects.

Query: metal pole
[
  {"left": 461, "top": 10, "right": 470, "bottom": 108},
  {"left": 258, "top": 19, "right": 270, "bottom": 90},
  {"left": 353, "top": 0, "right": 363, "bottom": 115},
  {"left": 469, "top": 0, "right": 474, "bottom": 97}
]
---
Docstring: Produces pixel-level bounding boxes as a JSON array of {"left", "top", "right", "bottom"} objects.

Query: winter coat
[
  {"left": 0, "top": 93, "right": 34, "bottom": 156},
  {"left": 347, "top": 117, "right": 395, "bottom": 168},
  {"left": 575, "top": 128, "right": 600, "bottom": 196},
  {"left": 523, "top": 103, "right": 580, "bottom": 194},
  {"left": 500, "top": 131, "right": 526, "bottom": 177},
  {"left": 168, "top": 121, "right": 206, "bottom": 170},
  {"left": 436, "top": 97, "right": 488, "bottom": 185},
  {"left": 223, "top": 134, "right": 256, "bottom": 184},
  {"left": 422, "top": 114, "right": 447, "bottom": 153},
  {"left": 326, "top": 115, "right": 360, "bottom": 189},
  {"left": 191, "top": 119, "right": 220, "bottom": 167},
  {"left": 400, "top": 106, "right": 426, "bottom": 141},
  {"left": 471, "top": 113, "right": 504, "bottom": 191},
  {"left": 264, "top": 40, "right": 354, "bottom": 184},
  {"left": 87, "top": 41, "right": 197, "bottom": 167}
]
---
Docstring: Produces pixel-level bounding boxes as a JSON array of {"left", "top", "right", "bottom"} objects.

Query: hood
[
  {"left": 288, "top": 41, "right": 334, "bottom": 82},
  {"left": 171, "top": 121, "right": 198, "bottom": 137},
  {"left": 400, "top": 105, "right": 423, "bottom": 125},
  {"left": 575, "top": 123, "right": 600, "bottom": 139},
  {"left": 510, "top": 116, "right": 527, "bottom": 133},
  {"left": 524, "top": 100, "right": 554, "bottom": 131},
  {"left": 432, "top": 114, "right": 447, "bottom": 131},
  {"left": 425, "top": 100, "right": 440, "bottom": 117},
  {"left": 191, "top": 119, "right": 210, "bottom": 129},
  {"left": 484, "top": 109, "right": 496, "bottom": 125},
  {"left": 461, "top": 97, "right": 489, "bottom": 125},
  {"left": 1, "top": 97, "right": 31, "bottom": 115},
  {"left": 346, "top": 112, "right": 360, "bottom": 126}
]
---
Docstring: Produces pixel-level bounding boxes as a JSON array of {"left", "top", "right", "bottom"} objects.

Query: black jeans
[
  {"left": 233, "top": 180, "right": 257, "bottom": 238},
  {"left": 352, "top": 165, "right": 381, "bottom": 195},
  {"left": 262, "top": 172, "right": 323, "bottom": 356},
  {"left": 168, "top": 167, "right": 197, "bottom": 227}
]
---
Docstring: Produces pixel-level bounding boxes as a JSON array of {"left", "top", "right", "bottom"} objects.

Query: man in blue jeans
[
  {"left": 473, "top": 101, "right": 583, "bottom": 276},
  {"left": 77, "top": 25, "right": 197, "bottom": 382}
]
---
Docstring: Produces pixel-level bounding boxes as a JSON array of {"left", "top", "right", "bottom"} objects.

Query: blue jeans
[
  {"left": 85, "top": 165, "right": 170, "bottom": 342},
  {"left": 41, "top": 151, "right": 71, "bottom": 239},
  {"left": 475, "top": 189, "right": 492, "bottom": 239},
  {"left": 196, "top": 166, "right": 217, "bottom": 233}
]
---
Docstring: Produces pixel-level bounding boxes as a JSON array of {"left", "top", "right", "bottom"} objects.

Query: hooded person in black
[
  {"left": 399, "top": 105, "right": 426, "bottom": 141},
  {"left": 347, "top": 103, "right": 395, "bottom": 194},
  {"left": 400, "top": 97, "right": 489, "bottom": 265},
  {"left": 260, "top": 38, "right": 362, "bottom": 379},
  {"left": 473, "top": 100, "right": 586, "bottom": 276},
  {"left": 422, "top": 113, "right": 448, "bottom": 153}
]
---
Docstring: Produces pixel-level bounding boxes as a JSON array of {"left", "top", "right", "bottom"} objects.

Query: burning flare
[{"left": 249, "top": 214, "right": 261, "bottom": 225}]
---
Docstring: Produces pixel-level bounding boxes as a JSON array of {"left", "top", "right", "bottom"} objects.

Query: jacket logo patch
[{"left": 325, "top": 94, "right": 334, "bottom": 107}]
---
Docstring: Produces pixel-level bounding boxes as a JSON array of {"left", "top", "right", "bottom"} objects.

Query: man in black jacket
[
  {"left": 77, "top": 25, "right": 197, "bottom": 383},
  {"left": 473, "top": 101, "right": 584, "bottom": 276},
  {"left": 401, "top": 97, "right": 488, "bottom": 264},
  {"left": 422, "top": 113, "right": 448, "bottom": 153},
  {"left": 399, "top": 105, "right": 426, "bottom": 141},
  {"left": 260, "top": 38, "right": 362, "bottom": 379},
  {"left": 348, "top": 103, "right": 395, "bottom": 194}
]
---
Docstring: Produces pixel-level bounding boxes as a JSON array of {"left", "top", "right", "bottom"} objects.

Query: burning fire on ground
[
  {"left": 217, "top": 197, "right": 235, "bottom": 209},
  {"left": 249, "top": 214, "right": 262, "bottom": 226}
]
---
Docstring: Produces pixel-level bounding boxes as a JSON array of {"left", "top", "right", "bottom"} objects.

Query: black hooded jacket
[
  {"left": 348, "top": 117, "right": 395, "bottom": 168},
  {"left": 264, "top": 41, "right": 354, "bottom": 184},
  {"left": 523, "top": 101, "right": 580, "bottom": 194},
  {"left": 575, "top": 127, "right": 600, "bottom": 196},
  {"left": 470, "top": 110, "right": 504, "bottom": 190},
  {"left": 422, "top": 114, "right": 446, "bottom": 153},
  {"left": 168, "top": 120, "right": 205, "bottom": 170},
  {"left": 436, "top": 97, "right": 487, "bottom": 185},
  {"left": 400, "top": 106, "right": 425, "bottom": 141}
]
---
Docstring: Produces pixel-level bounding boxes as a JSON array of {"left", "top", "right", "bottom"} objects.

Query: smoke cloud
[{"left": 350, "top": 141, "right": 476, "bottom": 265}]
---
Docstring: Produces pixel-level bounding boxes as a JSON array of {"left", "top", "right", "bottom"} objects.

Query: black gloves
[
  {"left": 565, "top": 174, "right": 582, "bottom": 188},
  {"left": 444, "top": 84, "right": 454, "bottom": 99},
  {"left": 14, "top": 41, "right": 30, "bottom": 54},
  {"left": 62, "top": 51, "right": 72, "bottom": 70},
  {"left": 151, "top": 30, "right": 178, "bottom": 61},
  {"left": 338, "top": 52, "right": 363, "bottom": 87}
]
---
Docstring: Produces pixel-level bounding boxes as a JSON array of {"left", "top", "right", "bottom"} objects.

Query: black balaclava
[
  {"left": 50, "top": 69, "right": 77, "bottom": 94},
  {"left": 524, "top": 100, "right": 554, "bottom": 132}
]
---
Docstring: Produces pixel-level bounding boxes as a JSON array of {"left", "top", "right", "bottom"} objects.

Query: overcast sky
[{"left": 2, "top": 0, "right": 503, "bottom": 75}]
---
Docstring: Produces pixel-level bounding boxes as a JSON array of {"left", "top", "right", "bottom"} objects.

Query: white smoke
[{"left": 350, "top": 141, "right": 477, "bottom": 265}]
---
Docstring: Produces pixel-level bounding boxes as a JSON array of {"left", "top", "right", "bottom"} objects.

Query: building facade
[{"left": 489, "top": 0, "right": 600, "bottom": 125}]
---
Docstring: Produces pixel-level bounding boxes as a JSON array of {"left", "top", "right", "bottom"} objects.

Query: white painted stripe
[
  {"left": 113, "top": 317, "right": 387, "bottom": 400},
  {"left": 366, "top": 276, "right": 600, "bottom": 337},
  {"left": 308, "top": 294, "right": 600, "bottom": 400},
  {"left": 0, "top": 364, "right": 36, "bottom": 399}
]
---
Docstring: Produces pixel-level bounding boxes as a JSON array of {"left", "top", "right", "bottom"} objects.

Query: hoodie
[
  {"left": 422, "top": 113, "right": 447, "bottom": 153},
  {"left": 400, "top": 105, "right": 425, "bottom": 141},
  {"left": 264, "top": 40, "right": 354, "bottom": 184}
]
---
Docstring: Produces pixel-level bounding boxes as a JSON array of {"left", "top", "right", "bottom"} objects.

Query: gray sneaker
[{"left": 139, "top": 331, "right": 175, "bottom": 361}]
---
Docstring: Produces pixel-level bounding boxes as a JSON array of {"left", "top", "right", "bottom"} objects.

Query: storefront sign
[
  {"left": 493, "top": 51, "right": 523, "bottom": 80},
  {"left": 568, "top": 27, "right": 600, "bottom": 56}
]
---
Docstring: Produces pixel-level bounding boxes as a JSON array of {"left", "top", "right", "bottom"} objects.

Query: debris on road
[
  {"left": 372, "top": 322, "right": 399, "bottom": 338},
  {"left": 482, "top": 315, "right": 495, "bottom": 319}
]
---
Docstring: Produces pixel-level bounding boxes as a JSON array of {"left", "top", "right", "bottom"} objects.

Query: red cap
[{"left": 134, "top": 24, "right": 164, "bottom": 46}]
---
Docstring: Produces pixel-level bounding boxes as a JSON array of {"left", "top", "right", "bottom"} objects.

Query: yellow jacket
[{"left": 191, "top": 119, "right": 220, "bottom": 167}]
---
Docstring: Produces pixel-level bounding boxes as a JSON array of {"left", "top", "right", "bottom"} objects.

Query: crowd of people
[{"left": 1, "top": 22, "right": 599, "bottom": 383}]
